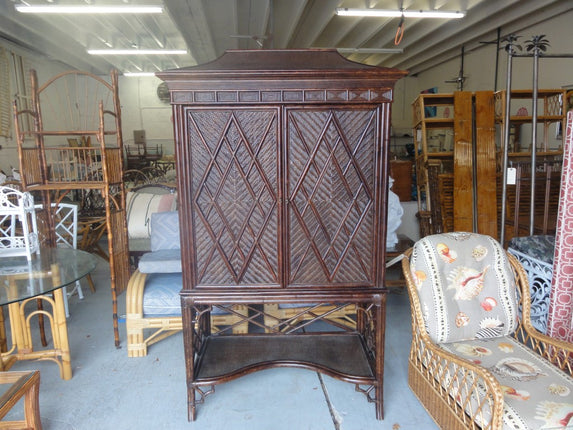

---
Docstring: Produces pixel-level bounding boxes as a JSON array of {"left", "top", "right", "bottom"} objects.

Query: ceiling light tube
[
  {"left": 88, "top": 49, "right": 187, "bottom": 55},
  {"left": 124, "top": 72, "right": 157, "bottom": 77},
  {"left": 16, "top": 5, "right": 164, "bottom": 14},
  {"left": 336, "top": 8, "right": 465, "bottom": 19}
]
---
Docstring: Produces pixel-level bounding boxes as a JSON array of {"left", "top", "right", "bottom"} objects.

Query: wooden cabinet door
[
  {"left": 186, "top": 108, "right": 281, "bottom": 287},
  {"left": 285, "top": 107, "right": 380, "bottom": 286}
]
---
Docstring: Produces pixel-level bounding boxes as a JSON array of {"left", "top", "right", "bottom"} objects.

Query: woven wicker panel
[
  {"left": 105, "top": 149, "right": 124, "bottom": 184},
  {"left": 438, "top": 173, "right": 454, "bottom": 232},
  {"left": 188, "top": 108, "right": 279, "bottom": 286},
  {"left": 287, "top": 108, "right": 376, "bottom": 284},
  {"left": 427, "top": 160, "right": 443, "bottom": 234},
  {"left": 20, "top": 148, "right": 43, "bottom": 186}
]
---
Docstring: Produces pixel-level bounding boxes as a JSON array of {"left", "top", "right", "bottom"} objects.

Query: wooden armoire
[{"left": 158, "top": 49, "right": 406, "bottom": 421}]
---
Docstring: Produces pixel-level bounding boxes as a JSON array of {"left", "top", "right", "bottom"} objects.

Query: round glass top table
[
  {"left": 0, "top": 248, "right": 97, "bottom": 380},
  {"left": 0, "top": 248, "right": 97, "bottom": 306}
]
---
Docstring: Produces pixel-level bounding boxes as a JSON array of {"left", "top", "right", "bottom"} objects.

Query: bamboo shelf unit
[
  {"left": 13, "top": 69, "right": 130, "bottom": 347},
  {"left": 413, "top": 89, "right": 566, "bottom": 242},
  {"left": 412, "top": 92, "right": 497, "bottom": 236}
]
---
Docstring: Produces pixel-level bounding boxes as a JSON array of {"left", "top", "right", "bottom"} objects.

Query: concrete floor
[{"left": 6, "top": 256, "right": 437, "bottom": 429}]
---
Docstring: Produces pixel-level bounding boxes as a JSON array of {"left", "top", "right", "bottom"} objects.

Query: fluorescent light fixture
[
  {"left": 123, "top": 72, "right": 157, "bottom": 77},
  {"left": 336, "top": 8, "right": 465, "bottom": 19},
  {"left": 337, "top": 48, "right": 403, "bottom": 54},
  {"left": 88, "top": 49, "right": 187, "bottom": 55},
  {"left": 15, "top": 4, "right": 164, "bottom": 14}
]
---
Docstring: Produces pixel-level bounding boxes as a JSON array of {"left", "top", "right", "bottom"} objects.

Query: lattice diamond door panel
[
  {"left": 287, "top": 108, "right": 378, "bottom": 286},
  {"left": 187, "top": 108, "right": 280, "bottom": 287}
]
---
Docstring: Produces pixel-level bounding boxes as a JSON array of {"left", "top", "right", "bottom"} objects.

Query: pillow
[
  {"left": 409, "top": 232, "right": 519, "bottom": 344},
  {"left": 126, "top": 192, "right": 176, "bottom": 239},
  {"left": 150, "top": 211, "right": 180, "bottom": 251},
  {"left": 138, "top": 249, "right": 181, "bottom": 273}
]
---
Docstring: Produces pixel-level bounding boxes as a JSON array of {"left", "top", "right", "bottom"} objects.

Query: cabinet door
[
  {"left": 286, "top": 107, "right": 379, "bottom": 286},
  {"left": 187, "top": 108, "right": 280, "bottom": 287}
]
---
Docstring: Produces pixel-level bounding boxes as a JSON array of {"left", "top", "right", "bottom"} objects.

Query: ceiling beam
[
  {"left": 271, "top": 0, "right": 308, "bottom": 48},
  {"left": 163, "top": 0, "right": 215, "bottom": 65},
  {"left": 235, "top": 0, "right": 270, "bottom": 50},
  {"left": 287, "top": 0, "right": 340, "bottom": 48}
]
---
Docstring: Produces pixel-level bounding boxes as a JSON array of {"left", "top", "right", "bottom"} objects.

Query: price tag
[{"left": 507, "top": 167, "right": 517, "bottom": 185}]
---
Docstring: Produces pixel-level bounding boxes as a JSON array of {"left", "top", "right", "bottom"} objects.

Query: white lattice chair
[
  {"left": 0, "top": 186, "right": 39, "bottom": 261},
  {"left": 402, "top": 232, "right": 573, "bottom": 430}
]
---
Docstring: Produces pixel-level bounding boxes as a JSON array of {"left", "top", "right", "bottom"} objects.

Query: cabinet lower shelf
[{"left": 195, "top": 333, "right": 375, "bottom": 384}]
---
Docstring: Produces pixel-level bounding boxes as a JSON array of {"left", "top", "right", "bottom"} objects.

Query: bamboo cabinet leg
[
  {"left": 182, "top": 303, "right": 196, "bottom": 421},
  {"left": 376, "top": 294, "right": 387, "bottom": 420}
]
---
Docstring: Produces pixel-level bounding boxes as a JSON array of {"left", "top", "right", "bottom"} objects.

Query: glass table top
[{"left": 0, "top": 248, "right": 97, "bottom": 306}]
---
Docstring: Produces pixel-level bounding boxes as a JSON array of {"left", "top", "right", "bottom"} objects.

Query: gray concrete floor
[{"left": 6, "top": 256, "right": 437, "bottom": 429}]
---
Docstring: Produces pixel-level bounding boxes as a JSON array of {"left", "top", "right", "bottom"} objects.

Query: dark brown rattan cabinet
[{"left": 158, "top": 50, "right": 406, "bottom": 421}]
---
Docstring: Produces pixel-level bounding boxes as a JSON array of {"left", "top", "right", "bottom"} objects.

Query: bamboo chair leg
[
  {"left": 0, "top": 307, "right": 6, "bottom": 353},
  {"left": 86, "top": 274, "right": 96, "bottom": 293}
]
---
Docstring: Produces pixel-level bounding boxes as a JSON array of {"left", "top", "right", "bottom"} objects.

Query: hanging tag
[{"left": 507, "top": 167, "right": 517, "bottom": 185}]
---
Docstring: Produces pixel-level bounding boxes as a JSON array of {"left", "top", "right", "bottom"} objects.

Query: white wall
[{"left": 118, "top": 76, "right": 174, "bottom": 154}]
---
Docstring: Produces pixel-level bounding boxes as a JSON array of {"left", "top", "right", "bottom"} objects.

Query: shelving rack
[
  {"left": 494, "top": 89, "right": 566, "bottom": 153},
  {"left": 494, "top": 89, "right": 565, "bottom": 240},
  {"left": 13, "top": 69, "right": 129, "bottom": 347},
  {"left": 413, "top": 93, "right": 454, "bottom": 234},
  {"left": 413, "top": 89, "right": 566, "bottom": 242}
]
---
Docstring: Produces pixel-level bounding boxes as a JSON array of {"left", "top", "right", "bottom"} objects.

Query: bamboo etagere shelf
[{"left": 13, "top": 69, "right": 130, "bottom": 347}]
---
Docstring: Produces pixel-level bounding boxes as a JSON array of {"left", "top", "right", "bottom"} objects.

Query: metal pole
[
  {"left": 460, "top": 46, "right": 465, "bottom": 91},
  {"left": 530, "top": 43, "right": 540, "bottom": 236},
  {"left": 500, "top": 36, "right": 517, "bottom": 245},
  {"left": 472, "top": 97, "right": 478, "bottom": 232},
  {"left": 525, "top": 35, "right": 551, "bottom": 235},
  {"left": 494, "top": 28, "right": 501, "bottom": 92}
]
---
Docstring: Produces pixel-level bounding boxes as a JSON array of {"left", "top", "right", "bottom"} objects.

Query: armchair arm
[
  {"left": 508, "top": 253, "right": 573, "bottom": 376},
  {"left": 514, "top": 323, "right": 573, "bottom": 376},
  {"left": 126, "top": 269, "right": 148, "bottom": 319}
]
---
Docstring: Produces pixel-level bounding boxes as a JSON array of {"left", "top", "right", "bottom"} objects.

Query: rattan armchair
[{"left": 401, "top": 232, "right": 573, "bottom": 430}]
